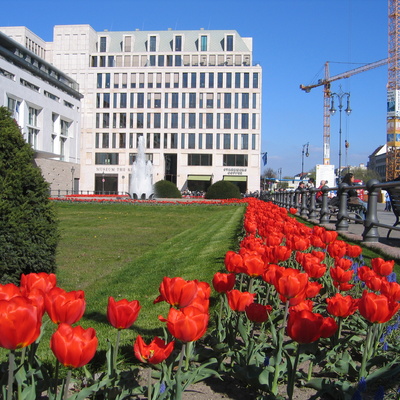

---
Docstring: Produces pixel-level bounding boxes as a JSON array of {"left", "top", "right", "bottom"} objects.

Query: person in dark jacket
[{"left": 341, "top": 173, "right": 367, "bottom": 219}]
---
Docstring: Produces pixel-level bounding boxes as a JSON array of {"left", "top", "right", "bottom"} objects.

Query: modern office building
[
  {"left": 1, "top": 25, "right": 262, "bottom": 195},
  {"left": 0, "top": 28, "right": 82, "bottom": 193}
]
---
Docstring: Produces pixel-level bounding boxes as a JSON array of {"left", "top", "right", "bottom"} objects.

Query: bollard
[
  {"left": 308, "top": 188, "right": 318, "bottom": 220},
  {"left": 336, "top": 183, "right": 349, "bottom": 231},
  {"left": 300, "top": 188, "right": 308, "bottom": 218},
  {"left": 362, "top": 179, "right": 380, "bottom": 242},
  {"left": 320, "top": 186, "right": 330, "bottom": 224}
]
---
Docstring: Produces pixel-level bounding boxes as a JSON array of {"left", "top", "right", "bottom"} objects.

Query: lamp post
[
  {"left": 278, "top": 167, "right": 282, "bottom": 188},
  {"left": 70, "top": 166, "right": 75, "bottom": 193},
  {"left": 301, "top": 142, "right": 309, "bottom": 178},
  {"left": 102, "top": 172, "right": 105, "bottom": 194},
  {"left": 329, "top": 86, "right": 352, "bottom": 183}
]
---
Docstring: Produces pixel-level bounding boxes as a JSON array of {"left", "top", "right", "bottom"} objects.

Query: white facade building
[
  {"left": 49, "top": 25, "right": 262, "bottom": 194},
  {"left": 0, "top": 28, "right": 82, "bottom": 193}
]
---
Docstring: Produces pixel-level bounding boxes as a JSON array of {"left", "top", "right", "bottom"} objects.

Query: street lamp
[
  {"left": 329, "top": 86, "right": 352, "bottom": 183},
  {"left": 278, "top": 167, "right": 282, "bottom": 188},
  {"left": 301, "top": 142, "right": 309, "bottom": 178},
  {"left": 70, "top": 166, "right": 75, "bottom": 193}
]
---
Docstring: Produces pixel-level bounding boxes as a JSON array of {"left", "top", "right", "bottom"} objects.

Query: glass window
[
  {"left": 130, "top": 93, "right": 134, "bottom": 108},
  {"left": 191, "top": 73, "right": 196, "bottom": 88},
  {"left": 209, "top": 73, "right": 214, "bottom": 88},
  {"left": 175, "top": 36, "right": 182, "bottom": 51},
  {"left": 206, "top": 113, "right": 213, "bottom": 129},
  {"left": 100, "top": 37, "right": 107, "bottom": 52},
  {"left": 181, "top": 133, "right": 185, "bottom": 149},
  {"left": 242, "top": 113, "right": 249, "bottom": 129},
  {"left": 182, "top": 93, "right": 186, "bottom": 108},
  {"left": 235, "top": 93, "right": 239, "bottom": 108},
  {"left": 241, "top": 134, "right": 249, "bottom": 150},
  {"left": 188, "top": 133, "right": 195, "bottom": 149},
  {"left": 119, "top": 133, "right": 126, "bottom": 148},
  {"left": 172, "top": 93, "right": 179, "bottom": 108},
  {"left": 175, "top": 55, "right": 182, "bottom": 66},
  {"left": 244, "top": 73, "right": 250, "bottom": 88},
  {"left": 158, "top": 55, "right": 164, "bottom": 66},
  {"left": 137, "top": 113, "right": 144, "bottom": 128},
  {"left": 102, "top": 133, "right": 109, "bottom": 148},
  {"left": 171, "top": 133, "right": 178, "bottom": 149},
  {"left": 167, "top": 55, "right": 173, "bottom": 66},
  {"left": 174, "top": 73, "right": 179, "bottom": 88},
  {"left": 165, "top": 93, "right": 169, "bottom": 108},
  {"left": 223, "top": 134, "right": 231, "bottom": 149},
  {"left": 242, "top": 93, "right": 249, "bottom": 108},
  {"left": 149, "top": 36, "right": 156, "bottom": 51},
  {"left": 120, "top": 93, "right": 127, "bottom": 108},
  {"left": 103, "top": 93, "right": 110, "bottom": 108},
  {"left": 137, "top": 93, "right": 144, "bottom": 108},
  {"left": 120, "top": 113, "right": 126, "bottom": 128},
  {"left": 252, "top": 113, "right": 257, "bottom": 129},
  {"left": 252, "top": 134, "right": 256, "bottom": 150},
  {"left": 218, "top": 72, "right": 223, "bottom": 88},
  {"left": 189, "top": 93, "right": 196, "bottom": 108},
  {"left": 154, "top": 93, "right": 161, "bottom": 108},
  {"left": 199, "top": 113, "right": 203, "bottom": 129},
  {"left": 235, "top": 73, "right": 241, "bottom": 88},
  {"left": 226, "top": 35, "right": 233, "bottom": 51},
  {"left": 223, "top": 154, "right": 248, "bottom": 166},
  {"left": 189, "top": 113, "right": 196, "bottom": 129},
  {"left": 201, "top": 35, "right": 207, "bottom": 51},
  {"left": 183, "top": 73, "right": 188, "bottom": 88},
  {"left": 206, "top": 93, "right": 213, "bottom": 108},
  {"left": 171, "top": 113, "right": 178, "bottom": 128},
  {"left": 252, "top": 93, "right": 257, "bottom": 109},
  {"left": 224, "top": 93, "right": 231, "bottom": 108},
  {"left": 154, "top": 133, "right": 160, "bottom": 149},
  {"left": 154, "top": 113, "right": 161, "bottom": 128},
  {"left": 216, "top": 133, "right": 220, "bottom": 149},
  {"left": 234, "top": 134, "right": 238, "bottom": 150},
  {"left": 253, "top": 73, "right": 259, "bottom": 88},
  {"left": 198, "top": 134, "right": 203, "bottom": 149},
  {"left": 206, "top": 134, "right": 213, "bottom": 149},
  {"left": 95, "top": 153, "right": 119, "bottom": 165},
  {"left": 130, "top": 73, "right": 136, "bottom": 88},
  {"left": 200, "top": 73, "right": 206, "bottom": 88},
  {"left": 147, "top": 113, "right": 151, "bottom": 128},
  {"left": 95, "top": 132, "right": 100, "bottom": 148},
  {"left": 224, "top": 113, "right": 231, "bottom": 129},
  {"left": 97, "top": 73, "right": 102, "bottom": 88},
  {"left": 226, "top": 73, "right": 232, "bottom": 88}
]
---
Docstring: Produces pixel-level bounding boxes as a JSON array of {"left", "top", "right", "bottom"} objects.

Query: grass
[{"left": 44, "top": 202, "right": 246, "bottom": 360}]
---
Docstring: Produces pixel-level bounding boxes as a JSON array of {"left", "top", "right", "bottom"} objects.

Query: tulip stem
[
  {"left": 63, "top": 369, "right": 72, "bottom": 400},
  {"left": 147, "top": 367, "right": 152, "bottom": 400},
  {"left": 113, "top": 329, "right": 121, "bottom": 372},
  {"left": 53, "top": 360, "right": 60, "bottom": 397},
  {"left": 7, "top": 350, "right": 15, "bottom": 400},
  {"left": 287, "top": 343, "right": 301, "bottom": 400},
  {"left": 359, "top": 323, "right": 374, "bottom": 380},
  {"left": 271, "top": 301, "right": 290, "bottom": 395},
  {"left": 175, "top": 343, "right": 186, "bottom": 400}
]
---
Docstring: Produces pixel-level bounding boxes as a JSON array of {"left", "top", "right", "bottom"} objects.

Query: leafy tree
[
  {"left": 262, "top": 168, "right": 277, "bottom": 179},
  {"left": 349, "top": 167, "right": 381, "bottom": 183},
  {"left": 0, "top": 107, "right": 58, "bottom": 284}
]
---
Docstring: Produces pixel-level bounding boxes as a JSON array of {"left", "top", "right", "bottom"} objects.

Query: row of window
[
  {"left": 97, "top": 71, "right": 259, "bottom": 89},
  {"left": 95, "top": 152, "right": 247, "bottom": 167},
  {"left": 99, "top": 34, "right": 236, "bottom": 53},
  {"left": 95, "top": 112, "right": 258, "bottom": 130},
  {"left": 95, "top": 132, "right": 257, "bottom": 151},
  {"left": 96, "top": 92, "right": 259, "bottom": 110}
]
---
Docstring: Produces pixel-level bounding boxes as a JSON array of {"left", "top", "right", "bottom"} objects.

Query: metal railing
[
  {"left": 263, "top": 179, "right": 400, "bottom": 243},
  {"left": 49, "top": 190, "right": 130, "bottom": 197}
]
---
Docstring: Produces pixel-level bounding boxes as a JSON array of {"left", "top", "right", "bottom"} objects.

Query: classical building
[
  {"left": 368, "top": 144, "right": 387, "bottom": 181},
  {"left": 0, "top": 28, "right": 82, "bottom": 193},
  {"left": 1, "top": 25, "right": 262, "bottom": 194}
]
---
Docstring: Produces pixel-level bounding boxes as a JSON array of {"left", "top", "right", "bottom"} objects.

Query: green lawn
[{"left": 51, "top": 202, "right": 246, "bottom": 356}]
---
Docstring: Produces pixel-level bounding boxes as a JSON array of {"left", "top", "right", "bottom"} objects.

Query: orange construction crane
[
  {"left": 300, "top": 59, "right": 387, "bottom": 165},
  {"left": 387, "top": 0, "right": 400, "bottom": 181}
]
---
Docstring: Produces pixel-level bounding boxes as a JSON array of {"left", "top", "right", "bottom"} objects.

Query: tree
[
  {"left": 349, "top": 167, "right": 381, "bottom": 183},
  {"left": 262, "top": 168, "right": 277, "bottom": 179},
  {"left": 0, "top": 107, "right": 59, "bottom": 284}
]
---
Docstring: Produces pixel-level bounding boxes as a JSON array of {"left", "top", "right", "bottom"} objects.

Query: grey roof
[{"left": 98, "top": 29, "right": 251, "bottom": 53}]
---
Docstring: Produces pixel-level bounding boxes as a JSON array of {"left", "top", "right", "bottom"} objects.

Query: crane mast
[
  {"left": 300, "top": 59, "right": 388, "bottom": 165},
  {"left": 387, "top": 0, "right": 400, "bottom": 180}
]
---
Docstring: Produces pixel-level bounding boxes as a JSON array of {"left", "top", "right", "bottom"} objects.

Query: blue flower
[
  {"left": 358, "top": 377, "right": 367, "bottom": 393},
  {"left": 263, "top": 356, "right": 270, "bottom": 366},
  {"left": 160, "top": 382, "right": 166, "bottom": 394}
]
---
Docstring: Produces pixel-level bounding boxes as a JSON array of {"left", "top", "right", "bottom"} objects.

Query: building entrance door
[{"left": 164, "top": 154, "right": 177, "bottom": 185}]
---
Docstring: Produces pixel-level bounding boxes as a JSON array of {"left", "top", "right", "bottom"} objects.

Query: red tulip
[
  {"left": 358, "top": 266, "right": 384, "bottom": 292},
  {"left": 358, "top": 290, "right": 400, "bottom": 324},
  {"left": 287, "top": 310, "right": 337, "bottom": 344},
  {"left": 226, "top": 290, "right": 255, "bottom": 312},
  {"left": 50, "top": 323, "right": 98, "bottom": 368},
  {"left": 0, "top": 296, "right": 42, "bottom": 350},
  {"left": 334, "top": 258, "right": 353, "bottom": 271},
  {"left": 107, "top": 297, "right": 141, "bottom": 330},
  {"left": 159, "top": 306, "right": 209, "bottom": 342},
  {"left": 224, "top": 251, "right": 244, "bottom": 273},
  {"left": 380, "top": 281, "right": 400, "bottom": 302},
  {"left": 371, "top": 258, "right": 395, "bottom": 277},
  {"left": 326, "top": 293, "right": 359, "bottom": 318},
  {"left": 245, "top": 303, "right": 272, "bottom": 323},
  {"left": 154, "top": 277, "right": 199, "bottom": 308},
  {"left": 0, "top": 283, "right": 22, "bottom": 300},
  {"left": 45, "top": 287, "right": 86, "bottom": 324},
  {"left": 333, "top": 281, "right": 355, "bottom": 292},
  {"left": 134, "top": 335, "right": 174, "bottom": 364},
  {"left": 330, "top": 266, "right": 353, "bottom": 284},
  {"left": 346, "top": 244, "right": 362, "bottom": 258},
  {"left": 190, "top": 281, "right": 210, "bottom": 313},
  {"left": 269, "top": 245, "right": 292, "bottom": 263},
  {"left": 212, "top": 272, "right": 236, "bottom": 293},
  {"left": 327, "top": 240, "right": 347, "bottom": 259},
  {"left": 242, "top": 252, "right": 266, "bottom": 277},
  {"left": 289, "top": 207, "right": 298, "bottom": 214},
  {"left": 274, "top": 268, "right": 309, "bottom": 301},
  {"left": 20, "top": 272, "right": 57, "bottom": 295}
]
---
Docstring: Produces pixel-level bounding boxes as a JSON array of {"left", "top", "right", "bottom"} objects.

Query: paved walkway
[{"left": 309, "top": 203, "right": 400, "bottom": 261}]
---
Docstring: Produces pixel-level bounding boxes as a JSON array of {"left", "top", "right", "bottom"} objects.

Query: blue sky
[{"left": 1, "top": 0, "right": 388, "bottom": 177}]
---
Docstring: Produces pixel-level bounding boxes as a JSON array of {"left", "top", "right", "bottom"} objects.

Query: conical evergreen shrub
[{"left": 0, "top": 107, "right": 58, "bottom": 283}]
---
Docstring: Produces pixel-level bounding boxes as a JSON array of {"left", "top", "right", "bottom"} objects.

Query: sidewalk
[{"left": 307, "top": 203, "right": 400, "bottom": 261}]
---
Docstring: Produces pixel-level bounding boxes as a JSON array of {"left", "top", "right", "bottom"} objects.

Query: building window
[
  {"left": 226, "top": 35, "right": 234, "bottom": 51},
  {"left": 226, "top": 73, "right": 232, "bottom": 88},
  {"left": 175, "top": 35, "right": 182, "bottom": 51},
  {"left": 200, "top": 35, "right": 208, "bottom": 51},
  {"left": 206, "top": 113, "right": 213, "bottom": 129},
  {"left": 206, "top": 93, "right": 213, "bottom": 108},
  {"left": 218, "top": 73, "right": 223, "bottom": 88},
  {"left": 189, "top": 113, "right": 196, "bottom": 129},
  {"left": 242, "top": 93, "right": 249, "bottom": 108},
  {"left": 209, "top": 73, "right": 214, "bottom": 88},
  {"left": 154, "top": 133, "right": 160, "bottom": 149},
  {"left": 188, "top": 133, "right": 195, "bottom": 149},
  {"left": 200, "top": 73, "right": 206, "bottom": 88},
  {"left": 95, "top": 153, "right": 119, "bottom": 165},
  {"left": 191, "top": 73, "right": 196, "bottom": 88},
  {"left": 137, "top": 113, "right": 144, "bottom": 128},
  {"left": 235, "top": 73, "right": 241, "bottom": 88},
  {"left": 253, "top": 72, "right": 259, "bottom": 88},
  {"left": 242, "top": 113, "right": 249, "bottom": 129},
  {"left": 27, "top": 128, "right": 39, "bottom": 149},
  {"left": 188, "top": 154, "right": 212, "bottom": 166},
  {"left": 241, "top": 134, "right": 249, "bottom": 150},
  {"left": 244, "top": 73, "right": 250, "bottom": 88},
  {"left": 183, "top": 73, "right": 188, "bottom": 88},
  {"left": 137, "top": 93, "right": 144, "bottom": 108},
  {"left": 172, "top": 93, "right": 179, "bottom": 108},
  {"left": 100, "top": 37, "right": 107, "bottom": 52},
  {"left": 97, "top": 73, "right": 102, "bottom": 88},
  {"left": 224, "top": 113, "right": 231, "bottom": 129},
  {"left": 103, "top": 113, "right": 110, "bottom": 128},
  {"left": 171, "top": 113, "right": 178, "bottom": 129},
  {"left": 28, "top": 107, "right": 39, "bottom": 126},
  {"left": 224, "top": 93, "right": 231, "bottom": 108},
  {"left": 189, "top": 93, "right": 196, "bottom": 108},
  {"left": 171, "top": 133, "right": 178, "bottom": 149},
  {"left": 223, "top": 134, "right": 231, "bottom": 149},
  {"left": 120, "top": 93, "right": 127, "bottom": 108},
  {"left": 124, "top": 36, "right": 132, "bottom": 52},
  {"left": 223, "top": 154, "right": 248, "bottom": 166},
  {"left": 154, "top": 113, "right": 161, "bottom": 128},
  {"left": 206, "top": 134, "right": 213, "bottom": 149},
  {"left": 60, "top": 119, "right": 69, "bottom": 136},
  {"left": 149, "top": 36, "right": 156, "bottom": 51},
  {"left": 102, "top": 133, "right": 109, "bottom": 148}
]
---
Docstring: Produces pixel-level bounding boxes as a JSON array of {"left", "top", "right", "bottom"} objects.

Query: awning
[
  {"left": 187, "top": 175, "right": 212, "bottom": 181},
  {"left": 223, "top": 175, "right": 247, "bottom": 182}
]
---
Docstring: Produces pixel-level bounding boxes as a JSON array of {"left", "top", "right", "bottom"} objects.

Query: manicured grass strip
[{"left": 37, "top": 203, "right": 246, "bottom": 360}]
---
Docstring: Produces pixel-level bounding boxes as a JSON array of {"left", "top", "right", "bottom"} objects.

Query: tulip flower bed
[{"left": 0, "top": 198, "right": 400, "bottom": 399}]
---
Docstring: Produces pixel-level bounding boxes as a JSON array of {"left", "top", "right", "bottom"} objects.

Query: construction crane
[
  {"left": 387, "top": 0, "right": 400, "bottom": 180},
  {"left": 300, "top": 58, "right": 387, "bottom": 166}
]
